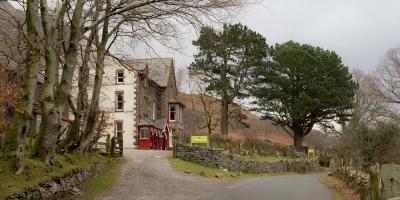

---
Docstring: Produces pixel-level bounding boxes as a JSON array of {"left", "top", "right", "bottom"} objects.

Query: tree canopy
[
  {"left": 251, "top": 41, "right": 356, "bottom": 147},
  {"left": 191, "top": 23, "right": 268, "bottom": 135}
]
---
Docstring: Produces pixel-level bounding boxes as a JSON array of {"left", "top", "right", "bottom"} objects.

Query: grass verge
[
  {"left": 77, "top": 158, "right": 126, "bottom": 200},
  {"left": 167, "top": 156, "right": 294, "bottom": 179},
  {"left": 240, "top": 154, "right": 311, "bottom": 162},
  {"left": 0, "top": 152, "right": 107, "bottom": 200},
  {"left": 321, "top": 175, "right": 359, "bottom": 200}
]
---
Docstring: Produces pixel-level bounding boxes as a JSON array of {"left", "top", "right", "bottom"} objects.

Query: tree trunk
[
  {"left": 2, "top": 0, "right": 39, "bottom": 174},
  {"left": 27, "top": 113, "right": 37, "bottom": 150},
  {"left": 293, "top": 133, "right": 304, "bottom": 147},
  {"left": 33, "top": 0, "right": 85, "bottom": 164},
  {"left": 220, "top": 98, "right": 229, "bottom": 136},
  {"left": 80, "top": 48, "right": 105, "bottom": 152},
  {"left": 80, "top": 0, "right": 111, "bottom": 153},
  {"left": 57, "top": 30, "right": 94, "bottom": 153},
  {"left": 32, "top": 24, "right": 59, "bottom": 164}
]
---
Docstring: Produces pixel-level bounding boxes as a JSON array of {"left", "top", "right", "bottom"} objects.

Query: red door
[{"left": 138, "top": 127, "right": 151, "bottom": 149}]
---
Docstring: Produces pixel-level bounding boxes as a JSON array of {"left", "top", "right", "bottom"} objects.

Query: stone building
[
  {"left": 72, "top": 57, "right": 184, "bottom": 150},
  {"left": 123, "top": 58, "right": 185, "bottom": 150}
]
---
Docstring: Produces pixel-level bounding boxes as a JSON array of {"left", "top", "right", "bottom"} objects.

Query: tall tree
[
  {"left": 251, "top": 41, "right": 356, "bottom": 147},
  {"left": 1, "top": 0, "right": 40, "bottom": 173},
  {"left": 191, "top": 23, "right": 268, "bottom": 136}
]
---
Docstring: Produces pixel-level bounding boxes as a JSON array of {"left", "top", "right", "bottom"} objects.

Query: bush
[
  {"left": 208, "top": 135, "right": 300, "bottom": 158},
  {"left": 318, "top": 155, "right": 331, "bottom": 167},
  {"left": 336, "top": 120, "right": 400, "bottom": 168}
]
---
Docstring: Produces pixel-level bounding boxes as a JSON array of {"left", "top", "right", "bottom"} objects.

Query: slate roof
[
  {"left": 138, "top": 118, "right": 167, "bottom": 130},
  {"left": 123, "top": 58, "right": 173, "bottom": 87}
]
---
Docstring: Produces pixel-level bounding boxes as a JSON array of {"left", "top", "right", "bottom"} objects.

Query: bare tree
[
  {"left": 196, "top": 79, "right": 220, "bottom": 136},
  {"left": 377, "top": 47, "right": 400, "bottom": 104},
  {"left": 352, "top": 69, "right": 394, "bottom": 126}
]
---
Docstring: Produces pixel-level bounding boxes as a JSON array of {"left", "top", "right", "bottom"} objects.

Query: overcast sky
[{"left": 118, "top": 0, "right": 400, "bottom": 72}]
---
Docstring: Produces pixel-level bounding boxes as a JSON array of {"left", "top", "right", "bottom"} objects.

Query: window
[
  {"left": 115, "top": 91, "right": 124, "bottom": 111},
  {"left": 169, "top": 105, "right": 176, "bottom": 121},
  {"left": 116, "top": 70, "right": 124, "bottom": 83},
  {"left": 115, "top": 121, "right": 123, "bottom": 138},
  {"left": 143, "top": 96, "right": 149, "bottom": 117},
  {"left": 140, "top": 128, "right": 149, "bottom": 139},
  {"left": 152, "top": 101, "right": 156, "bottom": 120}
]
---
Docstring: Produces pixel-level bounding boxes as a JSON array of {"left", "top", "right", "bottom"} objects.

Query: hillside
[{"left": 177, "top": 92, "right": 337, "bottom": 148}]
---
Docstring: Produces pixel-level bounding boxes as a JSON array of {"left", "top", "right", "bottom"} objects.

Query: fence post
[
  {"left": 369, "top": 166, "right": 381, "bottom": 200},
  {"left": 111, "top": 137, "right": 116, "bottom": 157},
  {"left": 106, "top": 134, "right": 111, "bottom": 154}
]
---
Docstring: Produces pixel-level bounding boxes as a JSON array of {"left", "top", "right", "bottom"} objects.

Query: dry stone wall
[
  {"left": 175, "top": 144, "right": 319, "bottom": 173},
  {"left": 6, "top": 162, "right": 107, "bottom": 200}
]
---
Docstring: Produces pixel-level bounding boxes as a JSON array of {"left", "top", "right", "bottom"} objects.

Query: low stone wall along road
[{"left": 99, "top": 150, "right": 332, "bottom": 200}]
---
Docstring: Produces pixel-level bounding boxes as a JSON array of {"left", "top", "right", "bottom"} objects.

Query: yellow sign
[
  {"left": 191, "top": 136, "right": 209, "bottom": 144},
  {"left": 308, "top": 148, "right": 316, "bottom": 157}
]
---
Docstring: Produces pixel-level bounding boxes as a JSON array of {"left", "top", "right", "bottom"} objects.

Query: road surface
[
  {"left": 202, "top": 173, "right": 332, "bottom": 200},
  {"left": 98, "top": 150, "right": 224, "bottom": 200},
  {"left": 99, "top": 150, "right": 332, "bottom": 200}
]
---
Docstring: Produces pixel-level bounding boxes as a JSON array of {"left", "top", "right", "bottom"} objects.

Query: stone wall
[
  {"left": 175, "top": 144, "right": 319, "bottom": 173},
  {"left": 6, "top": 162, "right": 107, "bottom": 200}
]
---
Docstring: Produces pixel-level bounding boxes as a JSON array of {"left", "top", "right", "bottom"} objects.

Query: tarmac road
[{"left": 201, "top": 173, "right": 332, "bottom": 200}]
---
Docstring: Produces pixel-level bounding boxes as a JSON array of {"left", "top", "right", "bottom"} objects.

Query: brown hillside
[{"left": 177, "top": 92, "right": 337, "bottom": 148}]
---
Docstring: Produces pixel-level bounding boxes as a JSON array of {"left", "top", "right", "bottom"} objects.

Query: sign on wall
[{"left": 191, "top": 136, "right": 209, "bottom": 145}]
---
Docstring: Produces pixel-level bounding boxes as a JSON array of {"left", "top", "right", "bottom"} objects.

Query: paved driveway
[
  {"left": 201, "top": 173, "right": 332, "bottom": 200},
  {"left": 98, "top": 150, "right": 223, "bottom": 200}
]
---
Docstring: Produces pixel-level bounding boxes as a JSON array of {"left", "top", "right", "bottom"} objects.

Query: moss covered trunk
[
  {"left": 34, "top": 0, "right": 85, "bottom": 165},
  {"left": 2, "top": 0, "right": 40, "bottom": 173}
]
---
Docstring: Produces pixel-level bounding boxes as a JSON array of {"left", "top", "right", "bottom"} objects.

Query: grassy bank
[
  {"left": 77, "top": 158, "right": 125, "bottom": 200},
  {"left": 321, "top": 175, "right": 359, "bottom": 200},
  {"left": 0, "top": 153, "right": 108, "bottom": 199},
  {"left": 167, "top": 156, "right": 293, "bottom": 179}
]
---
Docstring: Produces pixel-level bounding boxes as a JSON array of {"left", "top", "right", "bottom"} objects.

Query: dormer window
[
  {"left": 169, "top": 105, "right": 176, "bottom": 121},
  {"left": 116, "top": 70, "right": 124, "bottom": 84}
]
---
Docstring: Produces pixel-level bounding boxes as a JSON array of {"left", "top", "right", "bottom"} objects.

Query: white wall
[{"left": 71, "top": 56, "right": 138, "bottom": 149}]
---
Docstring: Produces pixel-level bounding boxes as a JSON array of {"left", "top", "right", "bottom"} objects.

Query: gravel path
[{"left": 98, "top": 150, "right": 224, "bottom": 200}]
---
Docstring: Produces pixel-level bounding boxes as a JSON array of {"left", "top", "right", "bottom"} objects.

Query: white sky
[{"left": 118, "top": 0, "right": 400, "bottom": 73}]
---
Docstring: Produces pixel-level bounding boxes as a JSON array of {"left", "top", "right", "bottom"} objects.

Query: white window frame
[
  {"left": 152, "top": 101, "right": 156, "bottom": 120},
  {"left": 115, "top": 92, "right": 124, "bottom": 112},
  {"left": 169, "top": 105, "right": 176, "bottom": 121},
  {"left": 115, "top": 121, "right": 124, "bottom": 138},
  {"left": 116, "top": 70, "right": 124, "bottom": 84},
  {"left": 140, "top": 128, "right": 149, "bottom": 139}
]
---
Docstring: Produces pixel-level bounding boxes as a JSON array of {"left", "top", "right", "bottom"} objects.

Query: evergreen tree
[
  {"left": 252, "top": 41, "right": 356, "bottom": 147},
  {"left": 191, "top": 23, "right": 268, "bottom": 136}
]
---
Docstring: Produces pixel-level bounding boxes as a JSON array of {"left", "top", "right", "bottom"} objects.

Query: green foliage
[
  {"left": 191, "top": 23, "right": 268, "bottom": 99},
  {"left": 251, "top": 41, "right": 356, "bottom": 146},
  {"left": 337, "top": 119, "right": 400, "bottom": 167},
  {"left": 191, "top": 23, "right": 269, "bottom": 135}
]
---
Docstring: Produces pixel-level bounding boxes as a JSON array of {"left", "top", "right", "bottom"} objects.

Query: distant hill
[{"left": 177, "top": 92, "right": 337, "bottom": 148}]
